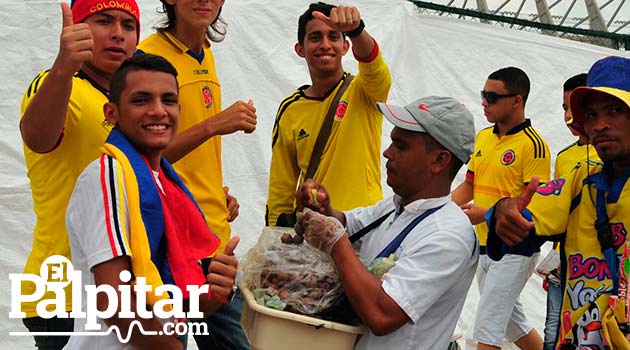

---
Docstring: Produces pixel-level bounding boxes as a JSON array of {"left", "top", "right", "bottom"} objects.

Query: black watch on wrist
[
  {"left": 345, "top": 19, "right": 365, "bottom": 38},
  {"left": 227, "top": 284, "right": 238, "bottom": 303}
]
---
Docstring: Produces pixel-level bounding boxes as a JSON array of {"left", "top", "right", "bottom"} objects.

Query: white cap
[{"left": 377, "top": 96, "right": 475, "bottom": 163}]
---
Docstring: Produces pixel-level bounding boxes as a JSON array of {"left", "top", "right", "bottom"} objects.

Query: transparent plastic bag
[{"left": 239, "top": 227, "right": 343, "bottom": 315}]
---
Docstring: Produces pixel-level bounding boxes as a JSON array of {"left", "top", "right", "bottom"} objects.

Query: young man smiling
[
  {"left": 452, "top": 67, "right": 549, "bottom": 350},
  {"left": 18, "top": 1, "right": 139, "bottom": 347},
  {"left": 266, "top": 2, "right": 391, "bottom": 227},
  {"left": 65, "top": 54, "right": 239, "bottom": 350}
]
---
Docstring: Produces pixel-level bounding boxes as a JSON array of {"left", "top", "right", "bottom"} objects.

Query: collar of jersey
[
  {"left": 492, "top": 118, "right": 531, "bottom": 136},
  {"left": 585, "top": 162, "right": 630, "bottom": 203},
  {"left": 298, "top": 72, "right": 351, "bottom": 101},
  {"left": 158, "top": 30, "right": 209, "bottom": 64}
]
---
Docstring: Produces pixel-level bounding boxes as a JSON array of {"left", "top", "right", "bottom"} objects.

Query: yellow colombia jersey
[
  {"left": 554, "top": 140, "right": 600, "bottom": 178},
  {"left": 138, "top": 31, "right": 230, "bottom": 255},
  {"left": 520, "top": 162, "right": 630, "bottom": 349},
  {"left": 467, "top": 120, "right": 550, "bottom": 245},
  {"left": 20, "top": 70, "right": 111, "bottom": 316},
  {"left": 266, "top": 49, "right": 391, "bottom": 226}
]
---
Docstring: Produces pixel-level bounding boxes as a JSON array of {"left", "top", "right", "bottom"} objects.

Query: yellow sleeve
[
  {"left": 355, "top": 50, "right": 391, "bottom": 105},
  {"left": 522, "top": 131, "right": 551, "bottom": 184},
  {"left": 553, "top": 155, "right": 561, "bottom": 179},
  {"left": 528, "top": 165, "right": 586, "bottom": 236},
  {"left": 266, "top": 110, "right": 301, "bottom": 226},
  {"left": 467, "top": 135, "right": 480, "bottom": 177}
]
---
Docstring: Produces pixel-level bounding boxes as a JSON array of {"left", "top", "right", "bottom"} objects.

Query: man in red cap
[
  {"left": 487, "top": 56, "right": 630, "bottom": 350},
  {"left": 17, "top": 0, "right": 139, "bottom": 348}
]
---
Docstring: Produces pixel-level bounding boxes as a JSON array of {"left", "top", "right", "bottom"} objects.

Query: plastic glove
[{"left": 300, "top": 208, "right": 346, "bottom": 254}]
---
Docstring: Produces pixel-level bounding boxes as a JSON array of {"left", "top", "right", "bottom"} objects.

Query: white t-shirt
[
  {"left": 345, "top": 195, "right": 479, "bottom": 350},
  {"left": 64, "top": 157, "right": 170, "bottom": 350}
]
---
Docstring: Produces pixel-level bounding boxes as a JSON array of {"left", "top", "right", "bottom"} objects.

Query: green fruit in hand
[{"left": 311, "top": 188, "right": 320, "bottom": 208}]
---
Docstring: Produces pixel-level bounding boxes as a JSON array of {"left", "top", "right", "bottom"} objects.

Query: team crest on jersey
[
  {"left": 202, "top": 86, "right": 213, "bottom": 108},
  {"left": 334, "top": 101, "right": 348, "bottom": 121},
  {"left": 501, "top": 150, "right": 515, "bottom": 165}
]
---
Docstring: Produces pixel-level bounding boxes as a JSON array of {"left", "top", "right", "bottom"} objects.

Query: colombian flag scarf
[{"left": 100, "top": 128, "right": 220, "bottom": 306}]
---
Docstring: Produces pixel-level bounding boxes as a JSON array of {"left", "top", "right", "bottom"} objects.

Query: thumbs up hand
[
  {"left": 313, "top": 5, "right": 361, "bottom": 33},
  {"left": 207, "top": 237, "right": 239, "bottom": 305},
  {"left": 493, "top": 177, "right": 540, "bottom": 246},
  {"left": 56, "top": 2, "right": 93, "bottom": 76}
]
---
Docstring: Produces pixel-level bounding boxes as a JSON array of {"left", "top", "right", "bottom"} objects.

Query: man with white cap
[
  {"left": 487, "top": 56, "right": 630, "bottom": 349},
  {"left": 295, "top": 96, "right": 479, "bottom": 349}
]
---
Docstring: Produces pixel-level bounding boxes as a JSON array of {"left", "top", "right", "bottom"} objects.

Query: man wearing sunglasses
[{"left": 453, "top": 67, "right": 550, "bottom": 350}]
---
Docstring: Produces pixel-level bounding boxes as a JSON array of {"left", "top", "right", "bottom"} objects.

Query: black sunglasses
[{"left": 480, "top": 90, "right": 517, "bottom": 104}]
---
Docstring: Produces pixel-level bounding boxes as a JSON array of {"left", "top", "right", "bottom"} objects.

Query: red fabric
[
  {"left": 71, "top": 0, "right": 140, "bottom": 40},
  {"left": 157, "top": 170, "right": 220, "bottom": 299},
  {"left": 465, "top": 169, "right": 474, "bottom": 182},
  {"left": 354, "top": 38, "right": 379, "bottom": 63}
]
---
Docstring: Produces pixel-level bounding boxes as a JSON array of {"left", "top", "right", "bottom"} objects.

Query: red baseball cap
[{"left": 70, "top": 0, "right": 140, "bottom": 41}]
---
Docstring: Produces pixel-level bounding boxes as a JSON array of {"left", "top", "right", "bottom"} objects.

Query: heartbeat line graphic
[{"left": 10, "top": 320, "right": 160, "bottom": 343}]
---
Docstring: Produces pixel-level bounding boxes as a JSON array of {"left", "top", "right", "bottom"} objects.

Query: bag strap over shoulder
[
  {"left": 305, "top": 74, "right": 354, "bottom": 181},
  {"left": 349, "top": 209, "right": 395, "bottom": 244}
]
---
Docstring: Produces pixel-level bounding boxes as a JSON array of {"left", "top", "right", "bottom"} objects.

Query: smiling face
[
  {"left": 84, "top": 10, "right": 138, "bottom": 76},
  {"left": 582, "top": 92, "right": 630, "bottom": 168},
  {"left": 104, "top": 70, "right": 180, "bottom": 169},
  {"left": 295, "top": 18, "right": 349, "bottom": 78}
]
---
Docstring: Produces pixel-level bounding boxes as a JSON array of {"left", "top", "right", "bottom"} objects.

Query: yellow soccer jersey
[
  {"left": 491, "top": 162, "right": 630, "bottom": 349},
  {"left": 138, "top": 31, "right": 230, "bottom": 255},
  {"left": 554, "top": 141, "right": 601, "bottom": 178},
  {"left": 266, "top": 49, "right": 391, "bottom": 226},
  {"left": 467, "top": 120, "right": 550, "bottom": 245},
  {"left": 20, "top": 70, "right": 111, "bottom": 316}
]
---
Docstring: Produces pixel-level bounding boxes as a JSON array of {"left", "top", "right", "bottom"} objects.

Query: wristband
[
  {"left": 208, "top": 285, "right": 237, "bottom": 304},
  {"left": 345, "top": 19, "right": 365, "bottom": 38},
  {"left": 209, "top": 291, "right": 229, "bottom": 304}
]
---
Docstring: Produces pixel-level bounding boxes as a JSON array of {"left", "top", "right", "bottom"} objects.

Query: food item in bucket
[
  {"left": 260, "top": 264, "right": 339, "bottom": 314},
  {"left": 240, "top": 227, "right": 342, "bottom": 315},
  {"left": 281, "top": 233, "right": 294, "bottom": 244}
]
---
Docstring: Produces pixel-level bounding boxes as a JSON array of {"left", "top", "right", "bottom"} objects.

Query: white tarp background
[{"left": 0, "top": 0, "right": 627, "bottom": 348}]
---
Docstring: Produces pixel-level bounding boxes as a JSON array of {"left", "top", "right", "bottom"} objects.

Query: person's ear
[
  {"left": 294, "top": 42, "right": 305, "bottom": 58},
  {"left": 342, "top": 38, "right": 350, "bottom": 55},
  {"left": 513, "top": 95, "right": 524, "bottom": 109},
  {"left": 432, "top": 150, "right": 452, "bottom": 174},
  {"left": 103, "top": 102, "right": 119, "bottom": 126},
  {"left": 165, "top": 0, "right": 176, "bottom": 5}
]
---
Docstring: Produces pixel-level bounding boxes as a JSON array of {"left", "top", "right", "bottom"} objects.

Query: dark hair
[
  {"left": 109, "top": 54, "right": 179, "bottom": 105},
  {"left": 156, "top": 1, "right": 227, "bottom": 43},
  {"left": 298, "top": 2, "right": 336, "bottom": 44},
  {"left": 422, "top": 134, "right": 464, "bottom": 181},
  {"left": 563, "top": 73, "right": 587, "bottom": 92},
  {"left": 488, "top": 67, "right": 530, "bottom": 105}
]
